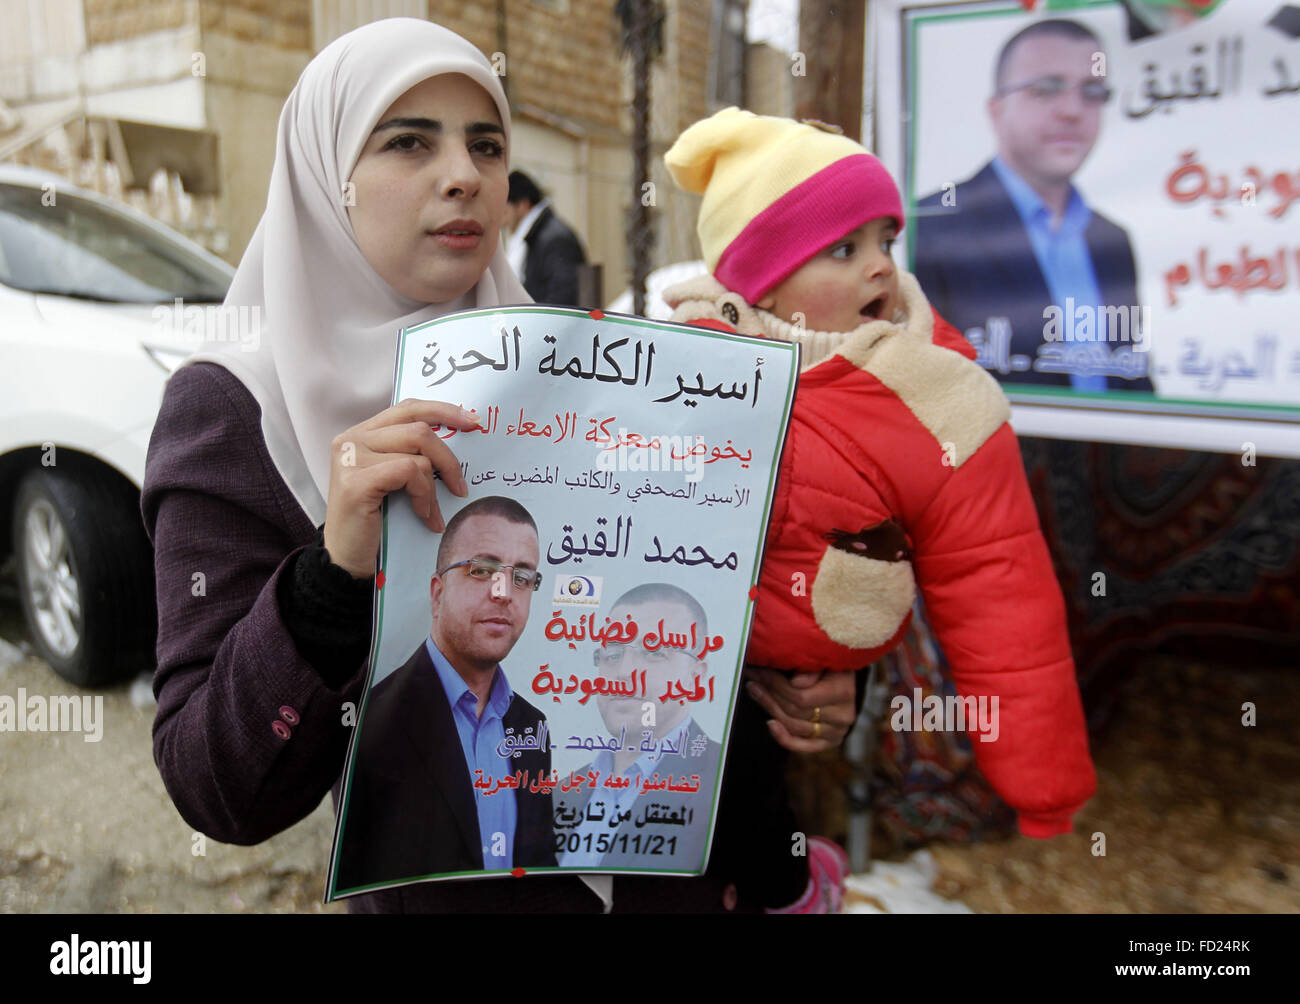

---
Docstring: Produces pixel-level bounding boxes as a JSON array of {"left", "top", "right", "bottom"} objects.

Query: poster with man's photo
[
  {"left": 326, "top": 307, "right": 798, "bottom": 899},
  {"left": 876, "top": 0, "right": 1300, "bottom": 454}
]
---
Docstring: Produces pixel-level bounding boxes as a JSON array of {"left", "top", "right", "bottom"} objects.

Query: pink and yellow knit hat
[{"left": 665, "top": 107, "right": 904, "bottom": 305}]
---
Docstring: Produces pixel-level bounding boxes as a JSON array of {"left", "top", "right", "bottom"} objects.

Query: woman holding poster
[{"left": 141, "top": 17, "right": 855, "bottom": 913}]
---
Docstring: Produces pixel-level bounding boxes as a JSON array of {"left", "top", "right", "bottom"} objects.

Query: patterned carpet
[{"left": 868, "top": 439, "right": 1300, "bottom": 850}]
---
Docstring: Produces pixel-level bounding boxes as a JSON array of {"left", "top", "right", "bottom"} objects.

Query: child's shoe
[{"left": 765, "top": 836, "right": 850, "bottom": 914}]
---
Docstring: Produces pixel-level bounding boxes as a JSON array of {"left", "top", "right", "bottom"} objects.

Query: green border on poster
[
  {"left": 329, "top": 305, "right": 801, "bottom": 897},
  {"left": 898, "top": 0, "right": 1300, "bottom": 418}
]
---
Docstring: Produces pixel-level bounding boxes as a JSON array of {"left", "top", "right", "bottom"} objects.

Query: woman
[{"left": 142, "top": 17, "right": 856, "bottom": 913}]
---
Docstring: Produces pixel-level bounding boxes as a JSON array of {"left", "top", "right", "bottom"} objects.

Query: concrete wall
[
  {"left": 81, "top": 25, "right": 207, "bottom": 128},
  {"left": 425, "top": 0, "right": 624, "bottom": 133},
  {"left": 746, "top": 40, "right": 794, "bottom": 118},
  {"left": 84, "top": 0, "right": 193, "bottom": 45},
  {"left": 194, "top": 2, "right": 311, "bottom": 258},
  {"left": 198, "top": 33, "right": 309, "bottom": 260},
  {"left": 0, "top": 0, "right": 86, "bottom": 104},
  {"left": 196, "top": 0, "right": 312, "bottom": 50}
]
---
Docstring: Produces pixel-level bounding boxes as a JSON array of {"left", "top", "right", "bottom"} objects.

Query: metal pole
[
  {"left": 629, "top": 0, "right": 653, "bottom": 318},
  {"left": 845, "top": 662, "right": 884, "bottom": 873}
]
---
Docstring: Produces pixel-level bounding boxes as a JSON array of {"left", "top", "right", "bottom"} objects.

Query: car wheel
[{"left": 12, "top": 466, "right": 155, "bottom": 688}]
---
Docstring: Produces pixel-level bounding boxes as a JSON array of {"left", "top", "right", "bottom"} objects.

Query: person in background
[{"left": 504, "top": 169, "right": 587, "bottom": 306}]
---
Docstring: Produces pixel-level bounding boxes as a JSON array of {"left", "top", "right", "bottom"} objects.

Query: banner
[
  {"left": 327, "top": 306, "right": 798, "bottom": 899},
  {"left": 873, "top": 0, "right": 1300, "bottom": 456}
]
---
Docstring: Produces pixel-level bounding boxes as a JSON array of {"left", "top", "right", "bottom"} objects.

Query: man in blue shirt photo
[
  {"left": 913, "top": 18, "right": 1153, "bottom": 392},
  {"left": 337, "top": 496, "right": 556, "bottom": 891}
]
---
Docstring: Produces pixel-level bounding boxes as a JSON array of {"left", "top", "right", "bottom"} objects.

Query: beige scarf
[{"left": 662, "top": 269, "right": 934, "bottom": 372}]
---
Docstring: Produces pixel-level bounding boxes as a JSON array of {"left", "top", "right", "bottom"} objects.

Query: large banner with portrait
[
  {"left": 873, "top": 0, "right": 1300, "bottom": 456},
  {"left": 326, "top": 306, "right": 798, "bottom": 899}
]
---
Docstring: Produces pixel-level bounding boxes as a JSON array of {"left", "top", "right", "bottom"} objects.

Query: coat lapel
[
  {"left": 523, "top": 205, "right": 553, "bottom": 247},
  {"left": 1084, "top": 214, "right": 1136, "bottom": 310},
  {"left": 396, "top": 646, "right": 484, "bottom": 869},
  {"left": 963, "top": 163, "right": 1052, "bottom": 308},
  {"left": 505, "top": 695, "right": 555, "bottom": 867}
]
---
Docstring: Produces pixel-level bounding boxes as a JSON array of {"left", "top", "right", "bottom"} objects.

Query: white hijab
[{"left": 187, "top": 18, "right": 530, "bottom": 525}]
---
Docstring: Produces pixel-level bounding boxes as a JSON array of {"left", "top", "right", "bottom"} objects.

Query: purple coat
[{"left": 142, "top": 363, "right": 794, "bottom": 912}]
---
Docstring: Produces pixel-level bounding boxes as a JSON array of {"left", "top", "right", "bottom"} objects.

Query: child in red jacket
[{"left": 662, "top": 108, "right": 1096, "bottom": 854}]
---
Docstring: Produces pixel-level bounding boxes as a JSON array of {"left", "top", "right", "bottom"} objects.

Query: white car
[{"left": 0, "top": 165, "right": 233, "bottom": 686}]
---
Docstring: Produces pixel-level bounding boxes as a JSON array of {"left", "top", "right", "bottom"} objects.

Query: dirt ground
[
  {"left": 0, "top": 589, "right": 344, "bottom": 914},
  {"left": 2, "top": 577, "right": 1296, "bottom": 912},
  {"left": 921, "top": 657, "right": 1300, "bottom": 914}
]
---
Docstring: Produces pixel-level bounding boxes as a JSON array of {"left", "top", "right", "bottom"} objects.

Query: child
[{"left": 662, "top": 108, "right": 1097, "bottom": 850}]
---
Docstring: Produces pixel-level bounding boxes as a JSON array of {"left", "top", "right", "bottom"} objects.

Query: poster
[
  {"left": 326, "top": 306, "right": 798, "bottom": 899},
  {"left": 872, "top": 0, "right": 1300, "bottom": 456}
]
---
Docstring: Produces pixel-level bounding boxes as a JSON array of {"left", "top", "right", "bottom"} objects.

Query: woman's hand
[
  {"left": 322, "top": 399, "right": 480, "bottom": 578},
  {"left": 744, "top": 667, "right": 858, "bottom": 753}
]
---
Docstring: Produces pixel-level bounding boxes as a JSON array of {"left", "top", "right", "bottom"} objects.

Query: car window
[{"left": 0, "top": 183, "right": 230, "bottom": 302}]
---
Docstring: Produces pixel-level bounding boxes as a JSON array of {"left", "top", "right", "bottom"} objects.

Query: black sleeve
[{"left": 277, "top": 532, "right": 375, "bottom": 689}]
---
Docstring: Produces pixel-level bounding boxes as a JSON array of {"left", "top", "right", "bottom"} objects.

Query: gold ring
[
  {"left": 812, "top": 706, "right": 822, "bottom": 724},
  {"left": 812, "top": 720, "right": 822, "bottom": 739}
]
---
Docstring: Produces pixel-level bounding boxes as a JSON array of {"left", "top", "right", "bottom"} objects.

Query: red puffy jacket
[{"left": 664, "top": 270, "right": 1096, "bottom": 838}]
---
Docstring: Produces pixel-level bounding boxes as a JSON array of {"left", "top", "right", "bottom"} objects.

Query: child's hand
[
  {"left": 322, "top": 399, "right": 477, "bottom": 578},
  {"left": 745, "top": 668, "right": 857, "bottom": 753}
]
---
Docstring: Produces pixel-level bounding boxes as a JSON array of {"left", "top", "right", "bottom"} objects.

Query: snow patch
[
  {"left": 843, "top": 850, "right": 974, "bottom": 914},
  {"left": 129, "top": 672, "right": 157, "bottom": 709}
]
